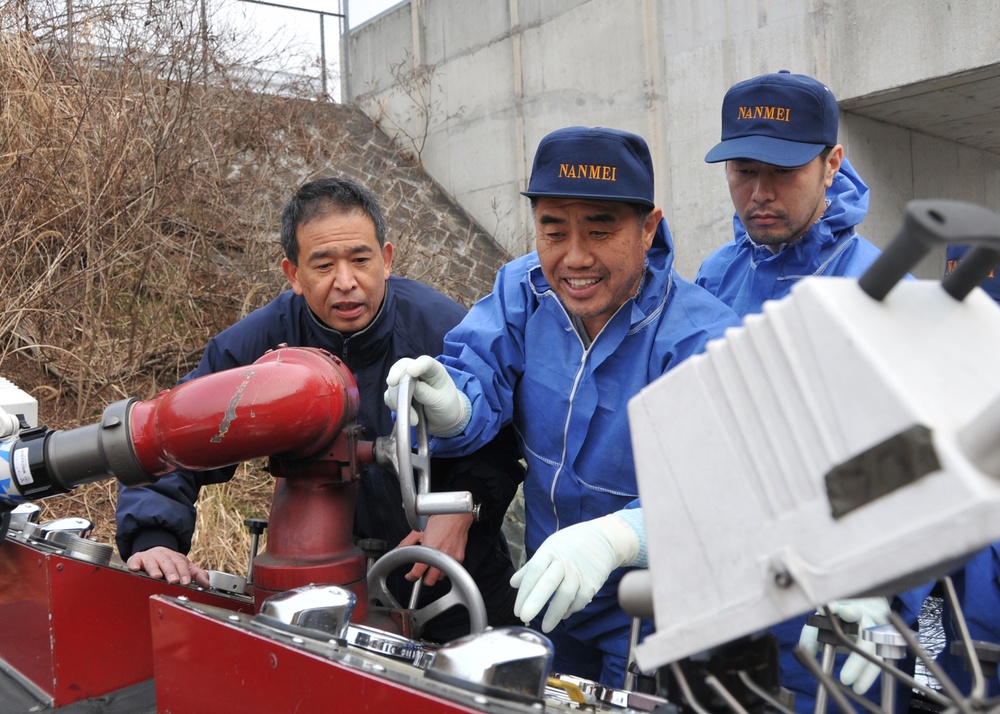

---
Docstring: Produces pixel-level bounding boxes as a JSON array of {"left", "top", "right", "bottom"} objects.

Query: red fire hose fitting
[
  {"left": 128, "top": 347, "right": 360, "bottom": 475},
  {"left": 1, "top": 346, "right": 364, "bottom": 518}
]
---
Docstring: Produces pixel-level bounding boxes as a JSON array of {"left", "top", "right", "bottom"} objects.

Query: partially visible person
[
  {"left": 696, "top": 70, "right": 881, "bottom": 317},
  {"left": 697, "top": 70, "right": 924, "bottom": 711},
  {"left": 906, "top": 547, "right": 1000, "bottom": 700},
  {"left": 946, "top": 244, "right": 1000, "bottom": 302},
  {"left": 385, "top": 126, "right": 740, "bottom": 687},
  {"left": 917, "top": 248, "right": 1000, "bottom": 698},
  {"left": 115, "top": 177, "right": 524, "bottom": 643}
]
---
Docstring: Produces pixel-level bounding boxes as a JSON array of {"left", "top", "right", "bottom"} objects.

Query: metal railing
[
  {"left": 235, "top": 0, "right": 347, "bottom": 100},
  {"left": 25, "top": 0, "right": 349, "bottom": 101}
]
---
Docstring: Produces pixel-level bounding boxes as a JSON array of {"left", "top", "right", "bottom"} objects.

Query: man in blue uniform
[
  {"left": 115, "top": 177, "right": 524, "bottom": 642},
  {"left": 697, "top": 71, "right": 924, "bottom": 711},
  {"left": 385, "top": 126, "right": 740, "bottom": 686},
  {"left": 696, "top": 70, "right": 883, "bottom": 317}
]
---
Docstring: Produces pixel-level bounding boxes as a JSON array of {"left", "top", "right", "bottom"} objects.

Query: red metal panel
[
  {"left": 0, "top": 539, "right": 252, "bottom": 706},
  {"left": 0, "top": 541, "right": 53, "bottom": 696},
  {"left": 151, "top": 595, "right": 483, "bottom": 714}
]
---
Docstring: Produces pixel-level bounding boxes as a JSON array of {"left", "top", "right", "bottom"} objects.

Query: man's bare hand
[
  {"left": 399, "top": 513, "right": 474, "bottom": 586},
  {"left": 126, "top": 546, "right": 211, "bottom": 588}
]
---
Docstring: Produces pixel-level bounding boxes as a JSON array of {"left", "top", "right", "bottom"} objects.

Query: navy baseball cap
[
  {"left": 521, "top": 126, "right": 655, "bottom": 207},
  {"left": 705, "top": 71, "right": 839, "bottom": 168}
]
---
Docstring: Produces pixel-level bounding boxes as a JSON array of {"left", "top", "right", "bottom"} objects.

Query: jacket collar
[{"left": 305, "top": 279, "right": 395, "bottom": 365}]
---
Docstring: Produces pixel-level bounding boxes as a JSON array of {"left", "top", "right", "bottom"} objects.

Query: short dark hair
[{"left": 280, "top": 177, "right": 388, "bottom": 264}]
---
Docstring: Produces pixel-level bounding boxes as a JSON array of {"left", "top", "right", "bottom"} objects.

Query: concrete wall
[{"left": 349, "top": 0, "right": 1000, "bottom": 280}]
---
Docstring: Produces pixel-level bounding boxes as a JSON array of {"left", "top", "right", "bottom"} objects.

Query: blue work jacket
[
  {"left": 431, "top": 218, "right": 739, "bottom": 645},
  {"left": 694, "top": 158, "right": 968, "bottom": 710}
]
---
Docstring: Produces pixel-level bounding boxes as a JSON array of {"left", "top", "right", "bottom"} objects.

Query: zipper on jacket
[{"left": 539, "top": 273, "right": 649, "bottom": 531}]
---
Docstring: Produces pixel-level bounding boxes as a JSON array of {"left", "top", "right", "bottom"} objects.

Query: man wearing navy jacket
[{"left": 116, "top": 177, "right": 524, "bottom": 643}]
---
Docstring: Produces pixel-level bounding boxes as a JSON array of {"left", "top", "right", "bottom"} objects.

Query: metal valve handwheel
[
  {"left": 375, "top": 373, "right": 432, "bottom": 531},
  {"left": 394, "top": 373, "right": 432, "bottom": 531},
  {"left": 375, "top": 372, "right": 475, "bottom": 532},
  {"left": 367, "top": 545, "right": 488, "bottom": 638}
]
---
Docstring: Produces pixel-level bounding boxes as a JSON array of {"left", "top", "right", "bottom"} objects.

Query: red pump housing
[{"left": 125, "top": 346, "right": 376, "bottom": 614}]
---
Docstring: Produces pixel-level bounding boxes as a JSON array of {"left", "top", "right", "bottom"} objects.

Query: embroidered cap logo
[
  {"left": 737, "top": 106, "right": 792, "bottom": 122},
  {"left": 557, "top": 164, "right": 618, "bottom": 182}
]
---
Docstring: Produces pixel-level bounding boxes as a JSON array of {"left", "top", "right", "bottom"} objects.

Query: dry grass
[
  {"left": 1, "top": 1, "right": 338, "bottom": 573},
  {"left": 34, "top": 458, "right": 272, "bottom": 572},
  {"left": 189, "top": 461, "right": 273, "bottom": 573},
  {"left": 0, "top": 0, "right": 311, "bottom": 408},
  {"left": 2, "top": 1, "right": 510, "bottom": 576}
]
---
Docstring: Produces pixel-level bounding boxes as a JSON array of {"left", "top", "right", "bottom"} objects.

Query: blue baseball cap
[
  {"left": 705, "top": 71, "right": 839, "bottom": 168},
  {"left": 521, "top": 126, "right": 655, "bottom": 207}
]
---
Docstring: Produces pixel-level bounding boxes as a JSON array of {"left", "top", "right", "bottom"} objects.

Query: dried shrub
[
  {"left": 0, "top": 0, "right": 314, "bottom": 408},
  {"left": 189, "top": 460, "right": 272, "bottom": 573},
  {"left": 1, "top": 0, "right": 325, "bottom": 572},
  {"left": 2, "top": 0, "right": 510, "bottom": 576},
  {"left": 355, "top": 51, "right": 466, "bottom": 165}
]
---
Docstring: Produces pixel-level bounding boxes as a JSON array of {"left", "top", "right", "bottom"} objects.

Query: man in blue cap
[
  {"left": 696, "top": 70, "right": 883, "bottom": 316},
  {"left": 696, "top": 71, "right": 926, "bottom": 711},
  {"left": 384, "top": 126, "right": 739, "bottom": 686}
]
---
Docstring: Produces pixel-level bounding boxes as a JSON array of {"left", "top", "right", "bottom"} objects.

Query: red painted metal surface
[
  {"left": 0, "top": 539, "right": 252, "bottom": 706},
  {"left": 128, "top": 347, "right": 360, "bottom": 476},
  {"left": 251, "top": 471, "right": 368, "bottom": 617},
  {"left": 120, "top": 345, "right": 379, "bottom": 618},
  {"left": 0, "top": 346, "right": 401, "bottom": 706},
  {"left": 150, "top": 595, "right": 483, "bottom": 714}
]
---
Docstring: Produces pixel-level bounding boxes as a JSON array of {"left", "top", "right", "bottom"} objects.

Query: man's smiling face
[{"left": 534, "top": 197, "right": 660, "bottom": 340}]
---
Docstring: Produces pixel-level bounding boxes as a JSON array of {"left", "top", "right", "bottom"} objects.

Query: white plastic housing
[
  {"left": 0, "top": 377, "right": 37, "bottom": 431},
  {"left": 629, "top": 277, "right": 1000, "bottom": 670}
]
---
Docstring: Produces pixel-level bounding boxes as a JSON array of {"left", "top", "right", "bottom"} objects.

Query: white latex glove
[
  {"left": 510, "top": 513, "right": 640, "bottom": 633},
  {"left": 798, "top": 597, "right": 891, "bottom": 694},
  {"left": 384, "top": 356, "right": 467, "bottom": 436}
]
